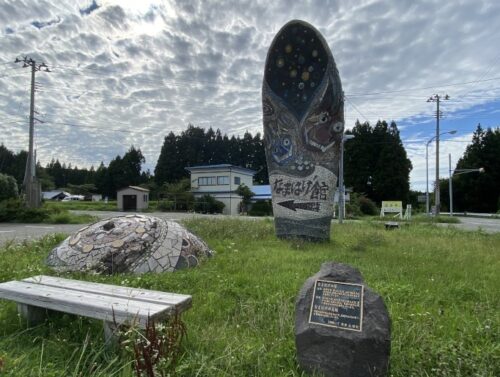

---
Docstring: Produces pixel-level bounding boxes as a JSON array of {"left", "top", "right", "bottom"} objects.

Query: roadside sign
[{"left": 380, "top": 201, "right": 403, "bottom": 218}]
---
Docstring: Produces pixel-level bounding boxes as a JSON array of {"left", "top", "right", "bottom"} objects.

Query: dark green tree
[
  {"left": 95, "top": 162, "right": 112, "bottom": 198},
  {"left": 235, "top": 183, "right": 255, "bottom": 213},
  {"left": 344, "top": 120, "right": 412, "bottom": 204},
  {"left": 154, "top": 125, "right": 270, "bottom": 186},
  {"left": 445, "top": 124, "right": 500, "bottom": 212},
  {"left": 0, "top": 145, "right": 27, "bottom": 186},
  {"left": 121, "top": 146, "right": 146, "bottom": 186},
  {"left": 155, "top": 132, "right": 181, "bottom": 184},
  {"left": 0, "top": 173, "right": 18, "bottom": 201}
]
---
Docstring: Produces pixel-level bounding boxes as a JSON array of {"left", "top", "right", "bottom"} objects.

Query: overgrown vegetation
[
  {"left": 0, "top": 173, "right": 18, "bottom": 202},
  {"left": 0, "top": 199, "right": 96, "bottom": 224},
  {"left": 121, "top": 315, "right": 187, "bottom": 377},
  {"left": 155, "top": 179, "right": 194, "bottom": 212},
  {"left": 345, "top": 193, "right": 379, "bottom": 218},
  {"left": 44, "top": 200, "right": 117, "bottom": 212},
  {"left": 235, "top": 184, "right": 254, "bottom": 214},
  {"left": 248, "top": 200, "right": 273, "bottom": 216},
  {"left": 0, "top": 219, "right": 498, "bottom": 376},
  {"left": 193, "top": 194, "right": 225, "bottom": 214}
]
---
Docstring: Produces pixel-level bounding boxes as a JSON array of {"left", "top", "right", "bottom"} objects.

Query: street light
[
  {"left": 339, "top": 134, "right": 355, "bottom": 223},
  {"left": 448, "top": 153, "right": 484, "bottom": 216},
  {"left": 426, "top": 130, "right": 456, "bottom": 216}
]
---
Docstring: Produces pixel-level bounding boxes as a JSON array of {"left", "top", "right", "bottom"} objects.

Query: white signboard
[{"left": 380, "top": 201, "right": 403, "bottom": 218}]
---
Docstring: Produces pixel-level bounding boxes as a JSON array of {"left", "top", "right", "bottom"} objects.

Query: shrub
[
  {"left": 345, "top": 201, "right": 362, "bottom": 218},
  {"left": 357, "top": 196, "right": 378, "bottom": 215},
  {"left": 248, "top": 201, "right": 273, "bottom": 216},
  {"left": 156, "top": 200, "right": 175, "bottom": 212},
  {"left": 158, "top": 179, "right": 194, "bottom": 211},
  {"left": 46, "top": 212, "right": 72, "bottom": 224},
  {"left": 0, "top": 198, "right": 22, "bottom": 222},
  {"left": 0, "top": 173, "right": 18, "bottom": 202},
  {"left": 194, "top": 195, "right": 225, "bottom": 214},
  {"left": 235, "top": 184, "right": 255, "bottom": 213},
  {"left": 0, "top": 198, "right": 53, "bottom": 223}
]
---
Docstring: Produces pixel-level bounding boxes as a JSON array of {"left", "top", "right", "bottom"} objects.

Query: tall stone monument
[{"left": 262, "top": 20, "right": 344, "bottom": 241}]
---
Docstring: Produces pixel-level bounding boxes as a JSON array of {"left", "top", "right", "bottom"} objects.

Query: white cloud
[{"left": 0, "top": 0, "right": 499, "bottom": 190}]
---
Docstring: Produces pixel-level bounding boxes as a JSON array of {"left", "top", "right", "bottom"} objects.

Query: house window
[
  {"left": 217, "top": 176, "right": 229, "bottom": 185},
  {"left": 198, "top": 176, "right": 217, "bottom": 186},
  {"left": 143, "top": 194, "right": 148, "bottom": 202},
  {"left": 234, "top": 176, "right": 241, "bottom": 185}
]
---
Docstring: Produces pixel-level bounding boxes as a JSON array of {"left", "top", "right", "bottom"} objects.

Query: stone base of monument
[
  {"left": 275, "top": 217, "right": 331, "bottom": 242},
  {"left": 295, "top": 262, "right": 391, "bottom": 377}
]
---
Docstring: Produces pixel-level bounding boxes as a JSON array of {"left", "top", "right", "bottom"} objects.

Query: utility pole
[
  {"left": 427, "top": 94, "right": 449, "bottom": 216},
  {"left": 15, "top": 56, "right": 50, "bottom": 208},
  {"left": 338, "top": 134, "right": 354, "bottom": 223}
]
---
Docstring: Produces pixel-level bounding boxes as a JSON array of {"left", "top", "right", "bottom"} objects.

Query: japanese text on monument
[
  {"left": 309, "top": 279, "right": 364, "bottom": 331},
  {"left": 272, "top": 176, "right": 329, "bottom": 200}
]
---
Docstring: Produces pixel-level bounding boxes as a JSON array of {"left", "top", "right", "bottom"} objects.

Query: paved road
[
  {"left": 0, "top": 211, "right": 268, "bottom": 246},
  {"left": 1, "top": 212, "right": 499, "bottom": 246},
  {"left": 440, "top": 216, "right": 500, "bottom": 234},
  {"left": 0, "top": 223, "right": 86, "bottom": 245}
]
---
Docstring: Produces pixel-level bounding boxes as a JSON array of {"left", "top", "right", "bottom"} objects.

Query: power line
[
  {"left": 347, "top": 76, "right": 500, "bottom": 97},
  {"left": 345, "top": 97, "right": 369, "bottom": 122}
]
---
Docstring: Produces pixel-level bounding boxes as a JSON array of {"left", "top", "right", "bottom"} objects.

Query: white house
[{"left": 186, "top": 164, "right": 256, "bottom": 215}]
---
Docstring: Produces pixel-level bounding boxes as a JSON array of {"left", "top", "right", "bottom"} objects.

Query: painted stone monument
[
  {"left": 262, "top": 20, "right": 344, "bottom": 241},
  {"left": 47, "top": 215, "right": 213, "bottom": 274}
]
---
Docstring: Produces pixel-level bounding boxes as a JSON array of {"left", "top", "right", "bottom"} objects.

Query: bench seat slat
[
  {"left": 0, "top": 281, "right": 177, "bottom": 327},
  {"left": 23, "top": 276, "right": 191, "bottom": 312}
]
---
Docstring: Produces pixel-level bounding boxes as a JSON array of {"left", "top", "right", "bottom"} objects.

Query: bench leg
[
  {"left": 17, "top": 303, "right": 49, "bottom": 326},
  {"left": 103, "top": 321, "right": 122, "bottom": 349}
]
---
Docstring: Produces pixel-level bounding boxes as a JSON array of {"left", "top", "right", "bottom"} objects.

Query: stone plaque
[
  {"left": 262, "top": 19, "right": 344, "bottom": 241},
  {"left": 295, "top": 263, "right": 391, "bottom": 377},
  {"left": 309, "top": 279, "right": 363, "bottom": 332}
]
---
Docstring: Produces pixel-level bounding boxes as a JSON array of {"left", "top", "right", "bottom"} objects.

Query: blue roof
[
  {"left": 251, "top": 185, "right": 271, "bottom": 200},
  {"left": 185, "top": 164, "right": 256, "bottom": 175}
]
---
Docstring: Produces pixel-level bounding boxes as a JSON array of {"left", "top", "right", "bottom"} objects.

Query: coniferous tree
[
  {"left": 155, "top": 132, "right": 181, "bottom": 184},
  {"left": 446, "top": 124, "right": 500, "bottom": 212},
  {"left": 344, "top": 120, "right": 412, "bottom": 204}
]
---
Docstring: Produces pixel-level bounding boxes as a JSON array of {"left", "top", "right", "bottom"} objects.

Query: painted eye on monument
[
  {"left": 333, "top": 122, "right": 344, "bottom": 133},
  {"left": 317, "top": 112, "right": 329, "bottom": 124}
]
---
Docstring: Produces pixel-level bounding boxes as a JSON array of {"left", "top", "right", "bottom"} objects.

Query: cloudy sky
[{"left": 1, "top": 0, "right": 499, "bottom": 192}]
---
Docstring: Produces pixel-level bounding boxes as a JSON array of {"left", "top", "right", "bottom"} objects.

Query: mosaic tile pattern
[
  {"left": 47, "top": 215, "right": 213, "bottom": 274},
  {"left": 262, "top": 20, "right": 344, "bottom": 241}
]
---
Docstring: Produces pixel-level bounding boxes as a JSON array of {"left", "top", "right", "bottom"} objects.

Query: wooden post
[
  {"left": 17, "top": 303, "right": 48, "bottom": 326},
  {"left": 103, "top": 321, "right": 121, "bottom": 349}
]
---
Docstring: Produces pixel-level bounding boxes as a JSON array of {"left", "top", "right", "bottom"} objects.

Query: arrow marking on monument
[{"left": 278, "top": 200, "right": 320, "bottom": 212}]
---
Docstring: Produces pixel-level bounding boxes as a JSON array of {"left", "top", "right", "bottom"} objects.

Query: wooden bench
[
  {"left": 0, "top": 275, "right": 191, "bottom": 343},
  {"left": 384, "top": 221, "right": 400, "bottom": 230}
]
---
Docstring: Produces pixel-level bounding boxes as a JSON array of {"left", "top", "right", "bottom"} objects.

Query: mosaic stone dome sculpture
[{"left": 47, "top": 215, "right": 213, "bottom": 274}]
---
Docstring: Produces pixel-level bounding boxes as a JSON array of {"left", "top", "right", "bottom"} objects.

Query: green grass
[
  {"left": 0, "top": 220, "right": 499, "bottom": 376},
  {"left": 44, "top": 200, "right": 118, "bottom": 212},
  {"left": 0, "top": 199, "right": 97, "bottom": 224},
  {"left": 366, "top": 214, "right": 461, "bottom": 224},
  {"left": 43, "top": 212, "right": 97, "bottom": 224}
]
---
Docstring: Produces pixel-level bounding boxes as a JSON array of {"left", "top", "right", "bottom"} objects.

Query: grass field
[
  {"left": 44, "top": 200, "right": 118, "bottom": 212},
  {"left": 0, "top": 219, "right": 498, "bottom": 376}
]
